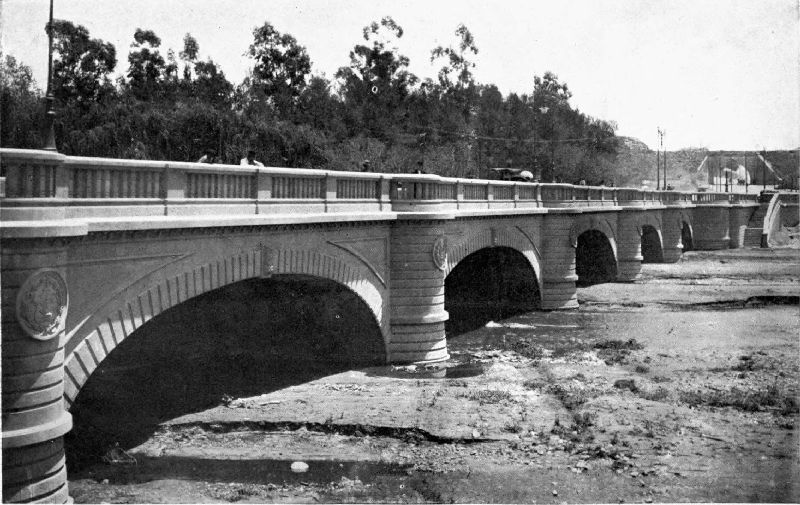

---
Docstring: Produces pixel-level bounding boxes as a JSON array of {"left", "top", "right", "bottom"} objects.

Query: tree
[
  {"left": 190, "top": 59, "right": 234, "bottom": 107},
  {"left": 127, "top": 28, "right": 166, "bottom": 100},
  {"left": 531, "top": 72, "right": 617, "bottom": 183},
  {"left": 246, "top": 22, "right": 312, "bottom": 116},
  {"left": 430, "top": 24, "right": 478, "bottom": 92},
  {"left": 335, "top": 16, "right": 417, "bottom": 139},
  {"left": 179, "top": 33, "right": 199, "bottom": 81},
  {"left": 50, "top": 20, "right": 116, "bottom": 105},
  {"left": 430, "top": 24, "right": 480, "bottom": 174},
  {"left": 0, "top": 54, "right": 43, "bottom": 148}
]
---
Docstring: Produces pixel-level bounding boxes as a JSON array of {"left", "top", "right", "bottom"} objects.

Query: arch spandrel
[
  {"left": 62, "top": 244, "right": 387, "bottom": 407},
  {"left": 636, "top": 213, "right": 663, "bottom": 237}
]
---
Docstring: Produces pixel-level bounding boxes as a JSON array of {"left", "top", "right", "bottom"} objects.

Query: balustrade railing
[
  {"left": 186, "top": 171, "right": 253, "bottom": 199},
  {"left": 390, "top": 181, "right": 456, "bottom": 200},
  {"left": 518, "top": 185, "right": 538, "bottom": 201},
  {"left": 336, "top": 178, "right": 379, "bottom": 199},
  {"left": 492, "top": 185, "right": 515, "bottom": 201},
  {"left": 0, "top": 149, "right": 768, "bottom": 223},
  {"left": 5, "top": 161, "right": 58, "bottom": 198},
  {"left": 462, "top": 183, "right": 488, "bottom": 200},
  {"left": 271, "top": 175, "right": 324, "bottom": 199}
]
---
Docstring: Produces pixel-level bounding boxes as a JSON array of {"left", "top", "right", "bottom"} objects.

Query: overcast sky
[{"left": 2, "top": 0, "right": 798, "bottom": 150}]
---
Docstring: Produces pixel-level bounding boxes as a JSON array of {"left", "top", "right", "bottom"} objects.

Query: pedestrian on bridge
[
  {"left": 240, "top": 150, "right": 264, "bottom": 167},
  {"left": 197, "top": 149, "right": 217, "bottom": 164}
]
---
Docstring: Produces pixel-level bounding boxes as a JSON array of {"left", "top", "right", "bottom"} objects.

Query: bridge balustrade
[
  {"left": 491, "top": 184, "right": 515, "bottom": 201},
  {"left": 461, "top": 182, "right": 489, "bottom": 201},
  {"left": 271, "top": 175, "right": 325, "bottom": 199},
  {"left": 539, "top": 184, "right": 574, "bottom": 206},
  {"left": 0, "top": 148, "right": 764, "bottom": 223},
  {"left": 336, "top": 178, "right": 381, "bottom": 200},
  {"left": 4, "top": 161, "right": 58, "bottom": 198}
]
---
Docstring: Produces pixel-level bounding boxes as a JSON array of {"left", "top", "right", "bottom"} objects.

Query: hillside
[{"left": 612, "top": 137, "right": 707, "bottom": 190}]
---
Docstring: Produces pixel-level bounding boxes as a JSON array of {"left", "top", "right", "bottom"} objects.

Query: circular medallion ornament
[
  {"left": 431, "top": 235, "right": 448, "bottom": 271},
  {"left": 16, "top": 269, "right": 68, "bottom": 341}
]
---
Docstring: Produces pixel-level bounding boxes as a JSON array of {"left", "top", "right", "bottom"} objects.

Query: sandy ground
[{"left": 69, "top": 248, "right": 799, "bottom": 503}]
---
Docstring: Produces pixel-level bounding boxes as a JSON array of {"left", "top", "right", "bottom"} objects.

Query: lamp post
[{"left": 42, "top": 0, "right": 58, "bottom": 151}]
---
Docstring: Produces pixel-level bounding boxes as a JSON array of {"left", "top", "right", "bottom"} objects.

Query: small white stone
[{"left": 290, "top": 461, "right": 309, "bottom": 473}]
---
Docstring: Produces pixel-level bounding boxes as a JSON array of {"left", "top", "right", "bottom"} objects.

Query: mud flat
[{"left": 69, "top": 248, "right": 799, "bottom": 503}]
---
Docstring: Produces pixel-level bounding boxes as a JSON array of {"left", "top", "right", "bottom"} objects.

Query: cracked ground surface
[{"left": 69, "top": 248, "right": 799, "bottom": 503}]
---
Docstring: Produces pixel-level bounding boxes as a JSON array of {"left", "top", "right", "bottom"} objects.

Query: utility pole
[
  {"left": 656, "top": 150, "right": 660, "bottom": 190},
  {"left": 657, "top": 128, "right": 665, "bottom": 190},
  {"left": 744, "top": 152, "right": 748, "bottom": 193},
  {"left": 42, "top": 0, "right": 57, "bottom": 151},
  {"left": 658, "top": 127, "right": 667, "bottom": 190}
]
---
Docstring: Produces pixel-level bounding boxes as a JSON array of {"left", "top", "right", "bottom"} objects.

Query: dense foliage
[{"left": 2, "top": 18, "right": 623, "bottom": 183}]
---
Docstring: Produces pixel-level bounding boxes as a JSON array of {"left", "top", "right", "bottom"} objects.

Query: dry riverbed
[{"left": 70, "top": 248, "right": 799, "bottom": 503}]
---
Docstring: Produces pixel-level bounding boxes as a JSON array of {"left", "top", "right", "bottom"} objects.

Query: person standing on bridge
[
  {"left": 240, "top": 150, "right": 264, "bottom": 167},
  {"left": 197, "top": 149, "right": 217, "bottom": 164}
]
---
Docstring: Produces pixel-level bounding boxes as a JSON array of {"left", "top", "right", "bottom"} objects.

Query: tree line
[{"left": 1, "top": 17, "right": 620, "bottom": 183}]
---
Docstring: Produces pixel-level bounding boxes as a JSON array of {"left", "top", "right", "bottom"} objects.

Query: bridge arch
[
  {"left": 569, "top": 216, "right": 619, "bottom": 285},
  {"left": 568, "top": 215, "right": 618, "bottom": 259},
  {"left": 637, "top": 214, "right": 664, "bottom": 263},
  {"left": 62, "top": 246, "right": 387, "bottom": 406},
  {"left": 444, "top": 226, "right": 542, "bottom": 283}
]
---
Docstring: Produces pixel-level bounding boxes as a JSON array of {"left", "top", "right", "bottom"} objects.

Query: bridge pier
[
  {"left": 616, "top": 211, "right": 643, "bottom": 281},
  {"left": 661, "top": 209, "right": 685, "bottom": 263},
  {"left": 540, "top": 214, "right": 579, "bottom": 309},
  {"left": 693, "top": 205, "right": 731, "bottom": 250},
  {"left": 2, "top": 241, "right": 72, "bottom": 503},
  {"left": 388, "top": 221, "right": 450, "bottom": 363},
  {"left": 728, "top": 205, "right": 754, "bottom": 249}
]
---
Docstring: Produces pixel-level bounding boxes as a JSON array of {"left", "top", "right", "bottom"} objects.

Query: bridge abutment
[
  {"left": 616, "top": 211, "right": 643, "bottom": 281},
  {"left": 693, "top": 205, "right": 731, "bottom": 250},
  {"left": 388, "top": 221, "right": 450, "bottom": 363},
  {"left": 2, "top": 242, "right": 72, "bottom": 503},
  {"left": 540, "top": 214, "right": 579, "bottom": 309}
]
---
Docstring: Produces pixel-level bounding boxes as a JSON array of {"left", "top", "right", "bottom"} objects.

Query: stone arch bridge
[{"left": 0, "top": 149, "right": 764, "bottom": 502}]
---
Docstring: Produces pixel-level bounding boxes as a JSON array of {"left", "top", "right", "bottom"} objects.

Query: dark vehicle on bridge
[{"left": 488, "top": 167, "right": 535, "bottom": 182}]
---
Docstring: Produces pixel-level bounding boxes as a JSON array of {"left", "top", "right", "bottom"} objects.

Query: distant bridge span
[{"left": 0, "top": 148, "right": 764, "bottom": 502}]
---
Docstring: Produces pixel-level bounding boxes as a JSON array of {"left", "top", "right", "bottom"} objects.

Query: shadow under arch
[
  {"left": 444, "top": 246, "right": 540, "bottom": 336},
  {"left": 576, "top": 230, "right": 618, "bottom": 286},
  {"left": 641, "top": 225, "right": 665, "bottom": 263},
  {"left": 682, "top": 221, "right": 694, "bottom": 251},
  {"left": 65, "top": 275, "right": 385, "bottom": 471}
]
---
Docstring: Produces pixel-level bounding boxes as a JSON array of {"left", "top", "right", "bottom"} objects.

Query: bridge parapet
[{"left": 1, "top": 148, "right": 758, "bottom": 229}]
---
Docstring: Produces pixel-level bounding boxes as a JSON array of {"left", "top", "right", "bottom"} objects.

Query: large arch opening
[
  {"left": 575, "top": 230, "right": 617, "bottom": 286},
  {"left": 444, "top": 246, "right": 540, "bottom": 336},
  {"left": 641, "top": 225, "right": 664, "bottom": 263},
  {"left": 682, "top": 222, "right": 694, "bottom": 252},
  {"left": 65, "top": 275, "right": 384, "bottom": 471}
]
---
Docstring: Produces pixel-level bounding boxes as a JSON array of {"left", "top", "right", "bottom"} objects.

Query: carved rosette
[
  {"left": 431, "top": 235, "right": 448, "bottom": 271},
  {"left": 16, "top": 269, "right": 68, "bottom": 341}
]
